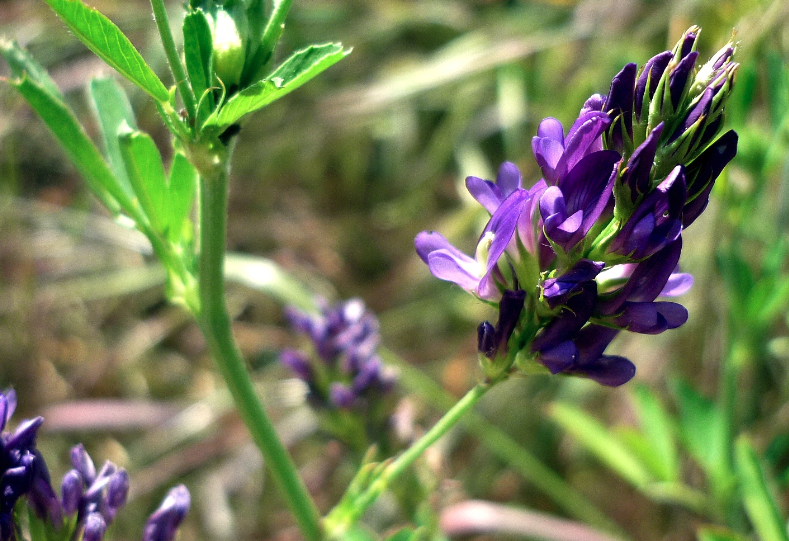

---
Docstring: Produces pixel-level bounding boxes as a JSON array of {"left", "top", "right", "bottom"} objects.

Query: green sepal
[
  {"left": 203, "top": 43, "right": 350, "bottom": 131},
  {"left": 183, "top": 9, "right": 216, "bottom": 123},
  {"left": 40, "top": 0, "right": 169, "bottom": 103}
]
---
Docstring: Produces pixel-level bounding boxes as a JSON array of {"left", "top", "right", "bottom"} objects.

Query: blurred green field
[{"left": 1, "top": 0, "right": 789, "bottom": 539}]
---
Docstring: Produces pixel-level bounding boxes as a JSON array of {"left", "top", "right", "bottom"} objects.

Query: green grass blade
[
  {"left": 41, "top": 0, "right": 170, "bottom": 102},
  {"left": 735, "top": 436, "right": 789, "bottom": 541},
  {"left": 203, "top": 43, "right": 349, "bottom": 130},
  {"left": 549, "top": 402, "right": 653, "bottom": 489}
]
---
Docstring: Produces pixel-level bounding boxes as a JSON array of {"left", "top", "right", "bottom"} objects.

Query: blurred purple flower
[
  {"left": 0, "top": 390, "right": 60, "bottom": 541},
  {"left": 142, "top": 485, "right": 190, "bottom": 541},
  {"left": 281, "top": 298, "right": 396, "bottom": 410}
]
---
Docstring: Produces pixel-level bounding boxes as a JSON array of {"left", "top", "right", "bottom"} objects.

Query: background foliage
[{"left": 1, "top": 0, "right": 788, "bottom": 539}]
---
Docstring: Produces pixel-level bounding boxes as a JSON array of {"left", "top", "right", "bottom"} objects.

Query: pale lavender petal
[
  {"left": 660, "top": 272, "right": 693, "bottom": 296},
  {"left": 466, "top": 176, "right": 503, "bottom": 214}
]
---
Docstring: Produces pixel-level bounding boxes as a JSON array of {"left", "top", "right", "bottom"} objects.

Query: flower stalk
[
  {"left": 149, "top": 0, "right": 197, "bottom": 118},
  {"left": 195, "top": 143, "right": 322, "bottom": 541}
]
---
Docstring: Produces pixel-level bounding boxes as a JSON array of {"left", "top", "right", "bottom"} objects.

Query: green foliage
[
  {"left": 735, "top": 437, "right": 789, "bottom": 541},
  {"left": 183, "top": 10, "right": 216, "bottom": 124},
  {"left": 203, "top": 43, "right": 350, "bottom": 131},
  {"left": 40, "top": 0, "right": 169, "bottom": 103}
]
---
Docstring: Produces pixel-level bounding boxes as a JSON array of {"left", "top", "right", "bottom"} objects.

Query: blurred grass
[{"left": 1, "top": 0, "right": 789, "bottom": 539}]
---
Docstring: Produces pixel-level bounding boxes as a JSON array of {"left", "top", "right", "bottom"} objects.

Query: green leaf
[
  {"left": 41, "top": 0, "right": 169, "bottom": 102},
  {"left": 735, "top": 436, "right": 789, "bottom": 541},
  {"left": 203, "top": 43, "right": 350, "bottom": 130},
  {"left": 183, "top": 9, "right": 215, "bottom": 122},
  {"left": 549, "top": 402, "right": 653, "bottom": 488},
  {"left": 6, "top": 73, "right": 127, "bottom": 215},
  {"left": 0, "top": 38, "right": 62, "bottom": 98},
  {"left": 167, "top": 153, "right": 198, "bottom": 243},
  {"left": 89, "top": 77, "right": 137, "bottom": 199},
  {"left": 632, "top": 384, "right": 679, "bottom": 482},
  {"left": 118, "top": 128, "right": 168, "bottom": 232}
]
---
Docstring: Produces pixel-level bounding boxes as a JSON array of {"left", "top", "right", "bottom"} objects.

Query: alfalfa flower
[{"left": 415, "top": 26, "right": 736, "bottom": 387}]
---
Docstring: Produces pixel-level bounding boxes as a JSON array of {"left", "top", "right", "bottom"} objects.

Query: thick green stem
[
  {"left": 150, "top": 0, "right": 197, "bottom": 120},
  {"left": 196, "top": 145, "right": 322, "bottom": 541}
]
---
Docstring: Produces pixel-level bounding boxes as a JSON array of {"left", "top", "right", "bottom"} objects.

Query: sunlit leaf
[
  {"left": 549, "top": 402, "right": 653, "bottom": 488},
  {"left": 735, "top": 436, "right": 789, "bottom": 541},
  {"left": 697, "top": 526, "right": 751, "bottom": 541},
  {"left": 41, "top": 0, "right": 169, "bottom": 102},
  {"left": 119, "top": 128, "right": 168, "bottom": 232},
  {"left": 203, "top": 43, "right": 350, "bottom": 130}
]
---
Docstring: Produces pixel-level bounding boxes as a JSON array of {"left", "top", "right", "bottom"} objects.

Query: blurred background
[{"left": 1, "top": 0, "right": 789, "bottom": 539}]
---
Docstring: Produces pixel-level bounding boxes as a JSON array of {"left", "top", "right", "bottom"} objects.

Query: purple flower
[
  {"left": 142, "top": 485, "right": 190, "bottom": 541},
  {"left": 415, "top": 25, "right": 737, "bottom": 387},
  {"left": 0, "top": 390, "right": 59, "bottom": 541},
  {"left": 532, "top": 112, "right": 611, "bottom": 185},
  {"left": 281, "top": 298, "right": 395, "bottom": 410},
  {"left": 540, "top": 150, "right": 620, "bottom": 253}
]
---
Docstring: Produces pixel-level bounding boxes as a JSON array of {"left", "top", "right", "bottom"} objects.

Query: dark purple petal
[
  {"left": 495, "top": 289, "right": 526, "bottom": 356},
  {"left": 622, "top": 123, "right": 664, "bottom": 202},
  {"left": 683, "top": 130, "right": 738, "bottom": 227},
  {"left": 599, "top": 239, "right": 683, "bottom": 315},
  {"left": 538, "top": 340, "right": 577, "bottom": 374},
  {"left": 477, "top": 321, "right": 497, "bottom": 358},
  {"left": 604, "top": 63, "right": 637, "bottom": 151},
  {"left": 543, "top": 260, "right": 604, "bottom": 308},
  {"left": 669, "top": 52, "right": 699, "bottom": 111},
  {"left": 532, "top": 282, "right": 597, "bottom": 353},
  {"left": 574, "top": 356, "right": 636, "bottom": 386},
  {"left": 670, "top": 84, "right": 712, "bottom": 144},
  {"left": 6, "top": 417, "right": 43, "bottom": 450},
  {"left": 609, "top": 166, "right": 686, "bottom": 259},
  {"left": 635, "top": 52, "right": 672, "bottom": 121},
  {"left": 143, "top": 485, "right": 190, "bottom": 541}
]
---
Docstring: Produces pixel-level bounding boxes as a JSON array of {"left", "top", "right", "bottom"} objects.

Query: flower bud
[{"left": 210, "top": 7, "right": 247, "bottom": 87}]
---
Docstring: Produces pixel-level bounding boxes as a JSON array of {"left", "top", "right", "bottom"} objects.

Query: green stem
[
  {"left": 196, "top": 143, "right": 322, "bottom": 541},
  {"left": 259, "top": 0, "right": 293, "bottom": 62},
  {"left": 150, "top": 0, "right": 197, "bottom": 120},
  {"left": 385, "top": 349, "right": 630, "bottom": 538},
  {"left": 326, "top": 383, "right": 492, "bottom": 538}
]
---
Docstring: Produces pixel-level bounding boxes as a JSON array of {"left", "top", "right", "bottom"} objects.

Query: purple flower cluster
[
  {"left": 280, "top": 298, "right": 396, "bottom": 409},
  {"left": 415, "top": 27, "right": 738, "bottom": 386},
  {"left": 60, "top": 444, "right": 131, "bottom": 541},
  {"left": 0, "top": 389, "right": 54, "bottom": 541},
  {"left": 0, "top": 389, "right": 190, "bottom": 541}
]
